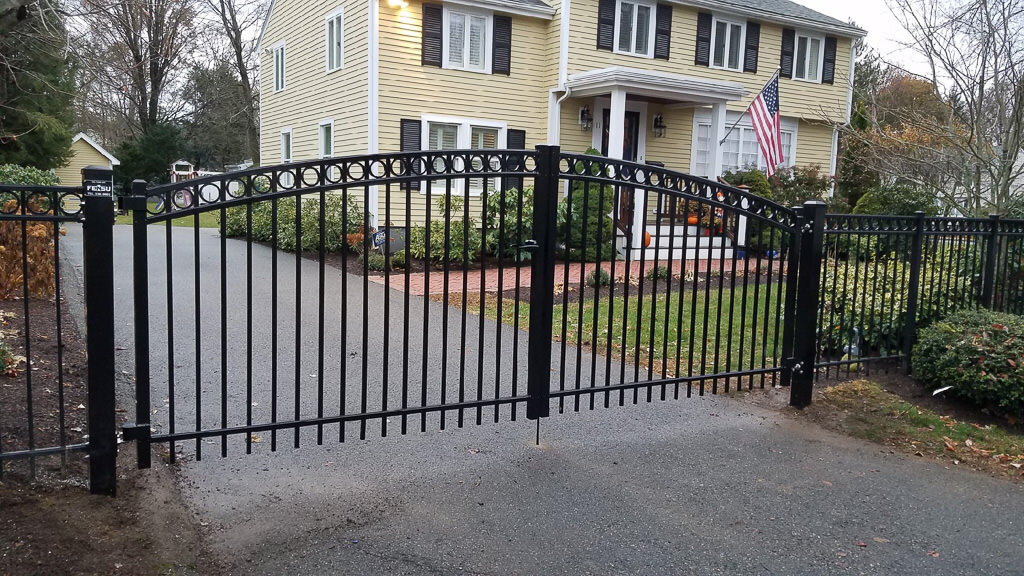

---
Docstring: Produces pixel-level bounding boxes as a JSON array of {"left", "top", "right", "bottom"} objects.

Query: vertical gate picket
[
  {"left": 981, "top": 214, "right": 1001, "bottom": 309},
  {"left": 121, "top": 180, "right": 152, "bottom": 468},
  {"left": 789, "top": 201, "right": 826, "bottom": 408},
  {"left": 901, "top": 211, "right": 926, "bottom": 373},
  {"left": 526, "top": 145, "right": 560, "bottom": 421},
  {"left": 82, "top": 166, "right": 118, "bottom": 495}
]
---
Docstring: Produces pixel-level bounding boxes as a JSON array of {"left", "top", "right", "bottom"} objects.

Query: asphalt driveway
[{"left": 61, "top": 223, "right": 1024, "bottom": 575}]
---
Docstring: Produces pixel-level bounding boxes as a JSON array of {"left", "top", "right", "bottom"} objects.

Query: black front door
[{"left": 600, "top": 109, "right": 641, "bottom": 161}]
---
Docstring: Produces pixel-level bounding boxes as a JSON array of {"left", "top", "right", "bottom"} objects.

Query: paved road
[{"left": 63, "top": 224, "right": 1024, "bottom": 575}]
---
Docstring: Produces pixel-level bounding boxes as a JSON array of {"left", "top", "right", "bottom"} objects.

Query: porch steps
[{"left": 638, "top": 224, "right": 734, "bottom": 261}]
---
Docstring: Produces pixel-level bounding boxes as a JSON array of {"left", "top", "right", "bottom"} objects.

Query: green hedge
[
  {"left": 222, "top": 193, "right": 363, "bottom": 252},
  {"left": 0, "top": 164, "right": 59, "bottom": 186},
  {"left": 408, "top": 196, "right": 482, "bottom": 265},
  {"left": 913, "top": 309, "right": 1024, "bottom": 417},
  {"left": 484, "top": 186, "right": 533, "bottom": 260},
  {"left": 819, "top": 251, "right": 976, "bottom": 353}
]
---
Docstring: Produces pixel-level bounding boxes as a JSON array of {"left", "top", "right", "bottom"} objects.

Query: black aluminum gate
[{"left": 116, "top": 146, "right": 812, "bottom": 475}]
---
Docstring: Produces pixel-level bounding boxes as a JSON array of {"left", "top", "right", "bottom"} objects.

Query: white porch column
[
  {"left": 607, "top": 88, "right": 626, "bottom": 159},
  {"left": 710, "top": 101, "right": 727, "bottom": 179},
  {"left": 547, "top": 91, "right": 561, "bottom": 145}
]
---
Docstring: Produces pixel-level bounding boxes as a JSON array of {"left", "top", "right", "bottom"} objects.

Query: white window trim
[
  {"left": 280, "top": 127, "right": 293, "bottom": 163},
  {"left": 709, "top": 15, "right": 745, "bottom": 72},
  {"left": 420, "top": 113, "right": 508, "bottom": 195},
  {"left": 272, "top": 41, "right": 286, "bottom": 92},
  {"left": 318, "top": 119, "right": 335, "bottom": 159},
  {"left": 689, "top": 111, "right": 798, "bottom": 176},
  {"left": 612, "top": 0, "right": 657, "bottom": 59},
  {"left": 441, "top": 6, "right": 493, "bottom": 74},
  {"left": 325, "top": 7, "right": 345, "bottom": 73},
  {"left": 792, "top": 31, "right": 826, "bottom": 84}
]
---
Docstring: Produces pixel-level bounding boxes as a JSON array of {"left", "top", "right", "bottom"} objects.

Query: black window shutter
[
  {"left": 493, "top": 15, "right": 511, "bottom": 75},
  {"left": 421, "top": 4, "right": 443, "bottom": 67},
  {"left": 695, "top": 12, "right": 712, "bottom": 66},
  {"left": 743, "top": 21, "right": 760, "bottom": 73},
  {"left": 506, "top": 129, "right": 526, "bottom": 191},
  {"left": 822, "top": 36, "right": 837, "bottom": 84},
  {"left": 780, "top": 28, "right": 795, "bottom": 78},
  {"left": 597, "top": 0, "right": 615, "bottom": 51},
  {"left": 400, "top": 119, "right": 422, "bottom": 191},
  {"left": 653, "top": 4, "right": 672, "bottom": 60}
]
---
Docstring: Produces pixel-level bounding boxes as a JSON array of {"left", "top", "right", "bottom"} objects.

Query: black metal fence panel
[{"left": 0, "top": 185, "right": 89, "bottom": 481}]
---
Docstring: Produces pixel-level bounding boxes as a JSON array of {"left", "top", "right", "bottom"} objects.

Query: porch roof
[{"left": 563, "top": 67, "right": 748, "bottom": 104}]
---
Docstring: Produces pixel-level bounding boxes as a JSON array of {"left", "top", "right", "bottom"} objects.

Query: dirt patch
[
  {"left": 0, "top": 463, "right": 221, "bottom": 575},
  {"left": 1, "top": 298, "right": 89, "bottom": 480},
  {"left": 740, "top": 375, "right": 1024, "bottom": 482}
]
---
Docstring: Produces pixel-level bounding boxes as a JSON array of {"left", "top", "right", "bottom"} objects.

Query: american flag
[{"left": 748, "top": 73, "right": 784, "bottom": 176}]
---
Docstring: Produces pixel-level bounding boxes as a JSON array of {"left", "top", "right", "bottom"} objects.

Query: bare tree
[
  {"left": 200, "top": 0, "right": 266, "bottom": 162},
  {"left": 888, "top": 0, "right": 1024, "bottom": 214},
  {"left": 74, "top": 0, "right": 200, "bottom": 136}
]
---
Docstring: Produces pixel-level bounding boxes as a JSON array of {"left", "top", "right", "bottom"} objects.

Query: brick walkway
[{"left": 366, "top": 258, "right": 786, "bottom": 296}]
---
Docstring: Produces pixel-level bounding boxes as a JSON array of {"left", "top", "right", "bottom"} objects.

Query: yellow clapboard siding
[
  {"left": 566, "top": 0, "right": 851, "bottom": 124},
  {"left": 260, "top": 0, "right": 371, "bottom": 165},
  {"left": 54, "top": 139, "right": 112, "bottom": 185}
]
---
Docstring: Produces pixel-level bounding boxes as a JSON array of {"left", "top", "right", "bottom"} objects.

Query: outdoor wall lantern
[
  {"left": 387, "top": 0, "right": 409, "bottom": 8},
  {"left": 652, "top": 114, "right": 667, "bottom": 138},
  {"left": 579, "top": 106, "right": 593, "bottom": 131}
]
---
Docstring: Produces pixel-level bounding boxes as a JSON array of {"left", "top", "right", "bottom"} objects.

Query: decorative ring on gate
[
  {"left": 298, "top": 165, "right": 320, "bottom": 188},
  {"left": 58, "top": 192, "right": 84, "bottom": 216},
  {"left": 368, "top": 158, "right": 388, "bottom": 179},
  {"left": 0, "top": 191, "right": 20, "bottom": 214},
  {"left": 345, "top": 161, "right": 365, "bottom": 182},
  {"left": 226, "top": 178, "right": 247, "bottom": 199},
  {"left": 26, "top": 192, "right": 53, "bottom": 214}
]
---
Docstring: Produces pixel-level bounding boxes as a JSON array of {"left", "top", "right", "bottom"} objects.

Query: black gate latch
[{"left": 518, "top": 240, "right": 540, "bottom": 253}]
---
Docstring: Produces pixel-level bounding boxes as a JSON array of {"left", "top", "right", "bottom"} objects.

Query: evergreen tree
[{"left": 0, "top": 1, "right": 75, "bottom": 170}]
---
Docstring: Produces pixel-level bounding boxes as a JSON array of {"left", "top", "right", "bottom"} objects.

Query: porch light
[
  {"left": 652, "top": 114, "right": 666, "bottom": 138},
  {"left": 579, "top": 106, "right": 593, "bottom": 132},
  {"left": 387, "top": 0, "right": 408, "bottom": 7}
]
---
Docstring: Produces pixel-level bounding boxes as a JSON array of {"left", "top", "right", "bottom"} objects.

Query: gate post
[
  {"left": 790, "top": 201, "right": 826, "bottom": 408},
  {"left": 901, "top": 211, "right": 926, "bottom": 373},
  {"left": 526, "top": 145, "right": 560, "bottom": 420},
  {"left": 81, "top": 166, "right": 117, "bottom": 495},
  {"left": 119, "top": 180, "right": 152, "bottom": 469},
  {"left": 980, "top": 214, "right": 1001, "bottom": 309}
]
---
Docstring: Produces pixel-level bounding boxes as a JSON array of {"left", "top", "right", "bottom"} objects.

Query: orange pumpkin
[{"left": 643, "top": 230, "right": 652, "bottom": 247}]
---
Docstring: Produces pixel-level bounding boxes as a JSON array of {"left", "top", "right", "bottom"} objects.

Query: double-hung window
[
  {"left": 614, "top": 0, "right": 655, "bottom": 57},
  {"left": 318, "top": 120, "right": 334, "bottom": 158},
  {"left": 443, "top": 8, "right": 491, "bottom": 72},
  {"left": 325, "top": 8, "right": 344, "bottom": 72},
  {"left": 794, "top": 33, "right": 823, "bottom": 82},
  {"left": 423, "top": 116, "right": 506, "bottom": 193},
  {"left": 711, "top": 17, "right": 744, "bottom": 71},
  {"left": 692, "top": 119, "right": 795, "bottom": 177},
  {"left": 273, "top": 42, "right": 286, "bottom": 91}
]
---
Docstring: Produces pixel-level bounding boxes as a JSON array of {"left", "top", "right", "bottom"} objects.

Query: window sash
[
  {"left": 794, "top": 34, "right": 822, "bottom": 81},
  {"left": 280, "top": 131, "right": 292, "bottom": 162},
  {"left": 273, "top": 46, "right": 285, "bottom": 91},
  {"left": 319, "top": 124, "right": 333, "bottom": 158},
  {"left": 615, "top": 0, "right": 654, "bottom": 56},
  {"left": 695, "top": 123, "right": 793, "bottom": 174},
  {"left": 711, "top": 18, "right": 743, "bottom": 71},
  {"left": 445, "top": 9, "right": 489, "bottom": 71},
  {"left": 326, "top": 14, "right": 343, "bottom": 71}
]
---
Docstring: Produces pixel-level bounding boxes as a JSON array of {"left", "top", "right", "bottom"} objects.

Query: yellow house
[
  {"left": 54, "top": 132, "right": 120, "bottom": 186},
  {"left": 258, "top": 0, "right": 862, "bottom": 244}
]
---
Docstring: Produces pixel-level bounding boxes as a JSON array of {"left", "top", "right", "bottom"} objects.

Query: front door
[{"left": 601, "top": 109, "right": 642, "bottom": 232}]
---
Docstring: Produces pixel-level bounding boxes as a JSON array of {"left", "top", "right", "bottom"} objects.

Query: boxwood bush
[
  {"left": 408, "top": 195, "right": 482, "bottom": 265},
  {"left": 484, "top": 185, "right": 533, "bottom": 260},
  {"left": 222, "top": 193, "right": 362, "bottom": 252},
  {"left": 913, "top": 309, "right": 1024, "bottom": 417}
]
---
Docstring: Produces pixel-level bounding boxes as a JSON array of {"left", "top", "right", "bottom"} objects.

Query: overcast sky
[{"left": 796, "top": 0, "right": 930, "bottom": 76}]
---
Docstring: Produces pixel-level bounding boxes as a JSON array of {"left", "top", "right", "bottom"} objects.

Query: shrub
[
  {"left": 362, "top": 251, "right": 387, "bottom": 271},
  {"left": 819, "top": 251, "right": 976, "bottom": 354},
  {"left": 0, "top": 197, "right": 58, "bottom": 299},
  {"left": 646, "top": 265, "right": 670, "bottom": 280},
  {"left": 586, "top": 267, "right": 611, "bottom": 287},
  {"left": 0, "top": 336, "right": 11, "bottom": 375},
  {"left": 913, "top": 309, "right": 1024, "bottom": 417},
  {"left": 484, "top": 185, "right": 533, "bottom": 260},
  {"left": 408, "top": 196, "right": 482, "bottom": 265},
  {"left": 721, "top": 167, "right": 796, "bottom": 254},
  {"left": 853, "top": 184, "right": 939, "bottom": 216},
  {"left": 0, "top": 164, "right": 59, "bottom": 186},
  {"left": 558, "top": 148, "right": 615, "bottom": 262},
  {"left": 389, "top": 249, "right": 407, "bottom": 270},
  {"left": 222, "top": 193, "right": 363, "bottom": 252}
]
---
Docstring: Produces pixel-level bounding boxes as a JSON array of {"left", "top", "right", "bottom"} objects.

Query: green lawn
[
  {"left": 115, "top": 202, "right": 220, "bottom": 228},
  {"left": 454, "top": 282, "right": 787, "bottom": 377}
]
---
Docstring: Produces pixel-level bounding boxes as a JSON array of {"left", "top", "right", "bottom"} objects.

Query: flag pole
[{"left": 718, "top": 68, "right": 781, "bottom": 145}]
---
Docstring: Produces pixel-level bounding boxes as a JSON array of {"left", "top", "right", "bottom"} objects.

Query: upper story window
[
  {"left": 273, "top": 43, "right": 286, "bottom": 91},
  {"left": 794, "top": 33, "right": 824, "bottom": 82},
  {"left": 325, "top": 8, "right": 344, "bottom": 72},
  {"left": 711, "top": 17, "right": 744, "bottom": 71},
  {"left": 614, "top": 0, "right": 656, "bottom": 57},
  {"left": 443, "top": 7, "right": 491, "bottom": 72}
]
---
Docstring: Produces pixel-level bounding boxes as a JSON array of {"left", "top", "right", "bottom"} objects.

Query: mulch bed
[{"left": 0, "top": 298, "right": 89, "bottom": 480}]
